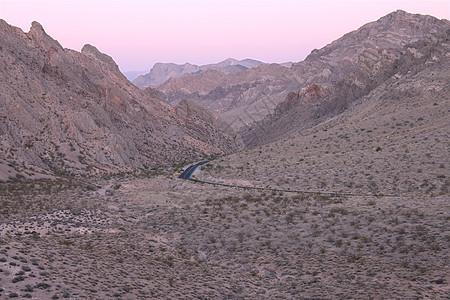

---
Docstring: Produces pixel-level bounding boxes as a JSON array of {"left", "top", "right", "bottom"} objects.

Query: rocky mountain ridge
[
  {"left": 155, "top": 10, "right": 450, "bottom": 130},
  {"left": 133, "top": 58, "right": 264, "bottom": 88},
  {"left": 0, "top": 20, "right": 243, "bottom": 181},
  {"left": 242, "top": 27, "right": 450, "bottom": 147}
]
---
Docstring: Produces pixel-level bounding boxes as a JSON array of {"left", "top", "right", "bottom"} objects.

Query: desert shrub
[
  {"left": 34, "top": 282, "right": 51, "bottom": 289},
  {"left": 85, "top": 184, "right": 98, "bottom": 191},
  {"left": 12, "top": 275, "right": 25, "bottom": 283}
]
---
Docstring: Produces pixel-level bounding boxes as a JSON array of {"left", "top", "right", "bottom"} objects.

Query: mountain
[
  {"left": 159, "top": 63, "right": 290, "bottom": 112},
  {"left": 242, "top": 28, "right": 450, "bottom": 147},
  {"left": 156, "top": 10, "right": 450, "bottom": 130},
  {"left": 133, "top": 62, "right": 199, "bottom": 87},
  {"left": 187, "top": 29, "right": 449, "bottom": 297},
  {"left": 159, "top": 69, "right": 230, "bottom": 97},
  {"left": 198, "top": 27, "right": 450, "bottom": 196},
  {"left": 123, "top": 70, "right": 148, "bottom": 81},
  {"left": 132, "top": 58, "right": 264, "bottom": 88},
  {"left": 0, "top": 20, "right": 243, "bottom": 181},
  {"left": 203, "top": 58, "right": 263, "bottom": 69}
]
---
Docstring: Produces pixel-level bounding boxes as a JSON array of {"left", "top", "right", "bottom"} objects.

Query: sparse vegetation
[{"left": 0, "top": 9, "right": 448, "bottom": 300}]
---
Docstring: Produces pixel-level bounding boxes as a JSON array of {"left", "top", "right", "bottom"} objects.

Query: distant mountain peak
[
  {"left": 222, "top": 58, "right": 239, "bottom": 65},
  {"left": 133, "top": 58, "right": 264, "bottom": 88}
]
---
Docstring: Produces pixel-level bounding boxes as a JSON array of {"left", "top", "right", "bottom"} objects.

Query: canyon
[{"left": 0, "top": 10, "right": 448, "bottom": 300}]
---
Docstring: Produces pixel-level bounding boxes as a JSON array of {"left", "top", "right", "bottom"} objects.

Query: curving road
[
  {"left": 178, "top": 161, "right": 210, "bottom": 179},
  {"left": 178, "top": 161, "right": 401, "bottom": 198}
]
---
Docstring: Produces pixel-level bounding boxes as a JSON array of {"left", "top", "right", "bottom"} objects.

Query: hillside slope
[
  {"left": 198, "top": 29, "right": 450, "bottom": 197},
  {"left": 242, "top": 28, "right": 450, "bottom": 147},
  {"left": 0, "top": 20, "right": 243, "bottom": 181}
]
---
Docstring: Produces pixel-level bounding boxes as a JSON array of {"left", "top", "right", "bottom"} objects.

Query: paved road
[
  {"left": 178, "top": 161, "right": 210, "bottom": 179},
  {"left": 178, "top": 161, "right": 401, "bottom": 198}
]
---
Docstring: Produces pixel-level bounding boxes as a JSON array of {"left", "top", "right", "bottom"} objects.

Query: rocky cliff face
[
  {"left": 241, "top": 27, "right": 450, "bottom": 147},
  {"left": 133, "top": 58, "right": 264, "bottom": 88},
  {"left": 155, "top": 10, "right": 450, "bottom": 130},
  {"left": 0, "top": 20, "right": 243, "bottom": 181}
]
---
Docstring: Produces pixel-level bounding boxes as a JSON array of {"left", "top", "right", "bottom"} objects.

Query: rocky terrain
[
  {"left": 242, "top": 28, "right": 450, "bottom": 147},
  {"left": 0, "top": 10, "right": 449, "bottom": 300},
  {"left": 155, "top": 10, "right": 450, "bottom": 130},
  {"left": 159, "top": 63, "right": 290, "bottom": 113},
  {"left": 198, "top": 29, "right": 449, "bottom": 197},
  {"left": 0, "top": 162, "right": 448, "bottom": 299},
  {"left": 132, "top": 58, "right": 264, "bottom": 88},
  {"left": 0, "top": 20, "right": 243, "bottom": 181}
]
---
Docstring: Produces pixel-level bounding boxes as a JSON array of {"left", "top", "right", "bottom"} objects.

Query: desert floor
[{"left": 0, "top": 167, "right": 448, "bottom": 299}]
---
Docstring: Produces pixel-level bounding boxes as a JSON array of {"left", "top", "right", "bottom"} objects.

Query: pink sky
[{"left": 0, "top": 0, "right": 448, "bottom": 71}]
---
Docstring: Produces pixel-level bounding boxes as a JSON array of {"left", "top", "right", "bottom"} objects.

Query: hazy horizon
[{"left": 1, "top": 0, "right": 448, "bottom": 72}]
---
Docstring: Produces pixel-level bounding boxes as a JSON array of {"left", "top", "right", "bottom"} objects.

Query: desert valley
[{"left": 0, "top": 9, "right": 449, "bottom": 299}]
